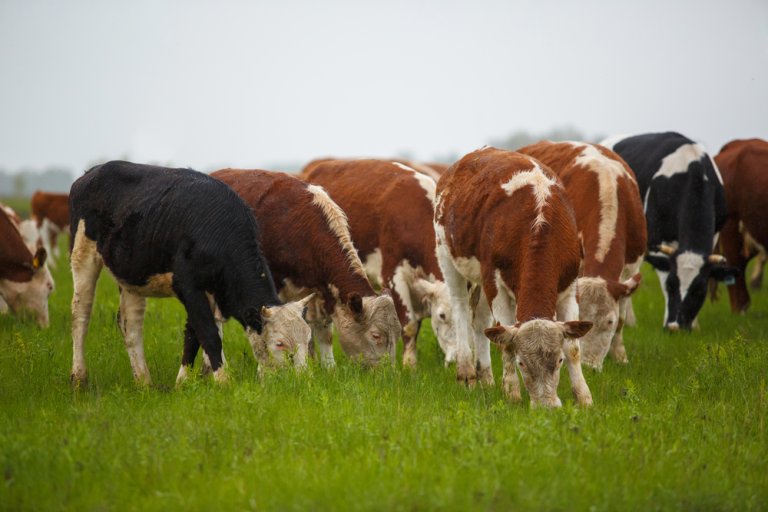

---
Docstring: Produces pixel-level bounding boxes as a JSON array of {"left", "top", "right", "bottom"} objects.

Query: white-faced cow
[
  {"left": 712, "top": 138, "right": 768, "bottom": 313},
  {"left": 0, "top": 204, "right": 53, "bottom": 326},
  {"left": 211, "top": 169, "right": 401, "bottom": 368},
  {"left": 68, "top": 161, "right": 312, "bottom": 386},
  {"left": 435, "top": 147, "right": 593, "bottom": 408},
  {"left": 31, "top": 191, "right": 69, "bottom": 266},
  {"left": 301, "top": 159, "right": 456, "bottom": 368},
  {"left": 518, "top": 141, "right": 646, "bottom": 369},
  {"left": 601, "top": 132, "right": 738, "bottom": 330}
]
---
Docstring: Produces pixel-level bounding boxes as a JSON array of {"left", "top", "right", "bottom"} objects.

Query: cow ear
[
  {"left": 245, "top": 307, "right": 264, "bottom": 334},
  {"left": 348, "top": 292, "right": 364, "bottom": 316},
  {"left": 412, "top": 278, "right": 435, "bottom": 304},
  {"left": 561, "top": 320, "right": 592, "bottom": 339},
  {"left": 380, "top": 287, "right": 393, "bottom": 297},
  {"left": 645, "top": 254, "right": 671, "bottom": 272},
  {"left": 710, "top": 265, "right": 740, "bottom": 283},
  {"left": 484, "top": 324, "right": 518, "bottom": 348},
  {"left": 32, "top": 247, "right": 47, "bottom": 269},
  {"left": 607, "top": 273, "right": 642, "bottom": 300}
]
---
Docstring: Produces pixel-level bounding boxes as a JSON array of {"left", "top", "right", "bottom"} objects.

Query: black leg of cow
[
  {"left": 176, "top": 322, "right": 201, "bottom": 385},
  {"left": 176, "top": 285, "right": 227, "bottom": 383}
]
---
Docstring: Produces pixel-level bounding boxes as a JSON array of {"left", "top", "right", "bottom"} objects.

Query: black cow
[
  {"left": 601, "top": 132, "right": 738, "bottom": 330},
  {"left": 69, "top": 161, "right": 312, "bottom": 386}
]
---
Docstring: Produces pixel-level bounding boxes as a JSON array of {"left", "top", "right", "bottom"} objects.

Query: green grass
[{"left": 1, "top": 239, "right": 767, "bottom": 511}]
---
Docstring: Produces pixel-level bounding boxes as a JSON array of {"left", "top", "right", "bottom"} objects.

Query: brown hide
[
  {"left": 211, "top": 169, "right": 375, "bottom": 313},
  {"left": 31, "top": 191, "right": 69, "bottom": 229},
  {"left": 300, "top": 159, "right": 443, "bottom": 322},
  {"left": 436, "top": 148, "right": 581, "bottom": 321},
  {"left": 518, "top": 141, "right": 647, "bottom": 281},
  {"left": 714, "top": 138, "right": 768, "bottom": 313},
  {"left": 0, "top": 205, "right": 37, "bottom": 282}
]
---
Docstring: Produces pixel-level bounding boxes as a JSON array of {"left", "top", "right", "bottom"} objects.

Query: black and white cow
[
  {"left": 601, "top": 132, "right": 738, "bottom": 330},
  {"left": 69, "top": 161, "right": 312, "bottom": 386}
]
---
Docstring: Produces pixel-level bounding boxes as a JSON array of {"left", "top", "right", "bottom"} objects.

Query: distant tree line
[
  {"left": 0, "top": 167, "right": 74, "bottom": 197},
  {"left": 491, "top": 125, "right": 605, "bottom": 151}
]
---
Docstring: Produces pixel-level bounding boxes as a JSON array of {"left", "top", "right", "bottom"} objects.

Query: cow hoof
[
  {"left": 477, "top": 366, "right": 494, "bottom": 386},
  {"left": 213, "top": 367, "right": 229, "bottom": 384},
  {"left": 503, "top": 384, "right": 522, "bottom": 403},
  {"left": 402, "top": 352, "right": 418, "bottom": 370},
  {"left": 575, "top": 391, "right": 593, "bottom": 407},
  {"left": 456, "top": 360, "right": 477, "bottom": 387},
  {"left": 70, "top": 371, "right": 88, "bottom": 389}
]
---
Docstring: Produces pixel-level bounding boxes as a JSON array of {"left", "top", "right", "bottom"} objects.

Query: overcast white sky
[{"left": 1, "top": 0, "right": 767, "bottom": 174}]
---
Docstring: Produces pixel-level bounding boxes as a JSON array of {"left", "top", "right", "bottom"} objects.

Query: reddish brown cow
[
  {"left": 31, "top": 191, "right": 69, "bottom": 264},
  {"left": 713, "top": 138, "right": 768, "bottom": 313},
  {"left": 301, "top": 159, "right": 456, "bottom": 368},
  {"left": 212, "top": 169, "right": 401, "bottom": 367},
  {"left": 0, "top": 204, "right": 54, "bottom": 326},
  {"left": 518, "top": 141, "right": 646, "bottom": 369},
  {"left": 435, "top": 147, "right": 593, "bottom": 408}
]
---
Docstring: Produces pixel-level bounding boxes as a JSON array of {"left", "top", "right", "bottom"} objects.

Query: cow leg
[
  {"left": 490, "top": 287, "right": 521, "bottom": 402},
  {"left": 750, "top": 252, "right": 766, "bottom": 289},
  {"left": 118, "top": 288, "right": 151, "bottom": 386},
  {"left": 70, "top": 223, "right": 103, "bottom": 386},
  {"left": 557, "top": 285, "right": 593, "bottom": 406},
  {"left": 40, "top": 218, "right": 55, "bottom": 268},
  {"left": 312, "top": 318, "right": 335, "bottom": 368},
  {"left": 176, "top": 322, "right": 200, "bottom": 384},
  {"left": 402, "top": 319, "right": 421, "bottom": 369},
  {"left": 174, "top": 281, "right": 227, "bottom": 383},
  {"left": 389, "top": 261, "right": 420, "bottom": 368},
  {"left": 200, "top": 294, "right": 226, "bottom": 375},
  {"left": 471, "top": 292, "right": 494, "bottom": 386},
  {"left": 609, "top": 297, "right": 629, "bottom": 363},
  {"left": 436, "top": 246, "right": 475, "bottom": 385}
]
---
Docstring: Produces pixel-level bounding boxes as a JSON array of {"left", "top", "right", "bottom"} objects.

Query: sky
[{"left": 1, "top": 0, "right": 767, "bottom": 174}]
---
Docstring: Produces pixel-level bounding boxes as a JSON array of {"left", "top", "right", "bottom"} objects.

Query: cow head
[
  {"left": 412, "top": 278, "right": 456, "bottom": 362},
  {"left": 0, "top": 247, "right": 54, "bottom": 327},
  {"left": 485, "top": 319, "right": 592, "bottom": 408},
  {"left": 332, "top": 291, "right": 400, "bottom": 367},
  {"left": 647, "top": 245, "right": 739, "bottom": 330},
  {"left": 246, "top": 294, "right": 314, "bottom": 370},
  {"left": 576, "top": 274, "right": 641, "bottom": 369}
]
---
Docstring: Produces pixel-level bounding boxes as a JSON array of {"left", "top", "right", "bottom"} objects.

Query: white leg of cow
[
  {"left": 313, "top": 319, "right": 335, "bottom": 368},
  {"left": 491, "top": 288, "right": 521, "bottom": 401},
  {"left": 655, "top": 269, "right": 674, "bottom": 328},
  {"left": 436, "top": 245, "right": 475, "bottom": 385},
  {"left": 118, "top": 289, "right": 151, "bottom": 386},
  {"left": 471, "top": 292, "right": 494, "bottom": 386},
  {"left": 40, "top": 219, "right": 55, "bottom": 268},
  {"left": 557, "top": 286, "right": 593, "bottom": 406},
  {"left": 70, "top": 224, "right": 103, "bottom": 386},
  {"left": 609, "top": 297, "right": 629, "bottom": 363}
]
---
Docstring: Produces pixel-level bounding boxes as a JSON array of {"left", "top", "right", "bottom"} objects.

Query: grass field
[{"left": 1, "top": 237, "right": 767, "bottom": 511}]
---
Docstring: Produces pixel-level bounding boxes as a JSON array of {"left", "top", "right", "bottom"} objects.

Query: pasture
[{"left": 1, "top": 237, "right": 767, "bottom": 511}]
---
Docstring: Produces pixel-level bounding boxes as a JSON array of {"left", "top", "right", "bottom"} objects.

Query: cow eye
[
  {"left": 517, "top": 360, "right": 525, "bottom": 368},
  {"left": 439, "top": 313, "right": 446, "bottom": 320},
  {"left": 275, "top": 341, "right": 286, "bottom": 349},
  {"left": 559, "top": 357, "right": 564, "bottom": 365}
]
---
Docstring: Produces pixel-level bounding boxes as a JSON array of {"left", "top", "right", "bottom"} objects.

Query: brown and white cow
[
  {"left": 434, "top": 147, "right": 593, "bottom": 408},
  {"left": 301, "top": 159, "right": 456, "bottom": 368},
  {"left": 212, "top": 169, "right": 401, "bottom": 367},
  {"left": 0, "top": 203, "right": 53, "bottom": 327},
  {"left": 518, "top": 141, "right": 646, "bottom": 369},
  {"left": 31, "top": 191, "right": 69, "bottom": 266},
  {"left": 713, "top": 138, "right": 768, "bottom": 313}
]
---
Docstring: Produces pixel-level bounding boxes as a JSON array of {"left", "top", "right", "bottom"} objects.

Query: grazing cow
[
  {"left": 517, "top": 141, "right": 646, "bottom": 369},
  {"left": 211, "top": 169, "right": 400, "bottom": 367},
  {"left": 68, "top": 161, "right": 312, "bottom": 386},
  {"left": 712, "top": 138, "right": 768, "bottom": 313},
  {"left": 301, "top": 159, "right": 456, "bottom": 368},
  {"left": 435, "top": 147, "right": 593, "bottom": 408},
  {"left": 0, "top": 204, "right": 53, "bottom": 326},
  {"left": 601, "top": 132, "right": 738, "bottom": 330},
  {"left": 31, "top": 191, "right": 69, "bottom": 265}
]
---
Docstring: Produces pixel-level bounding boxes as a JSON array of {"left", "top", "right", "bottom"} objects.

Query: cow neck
[
  {"left": 327, "top": 260, "right": 376, "bottom": 305},
  {"left": 215, "top": 252, "right": 281, "bottom": 320}
]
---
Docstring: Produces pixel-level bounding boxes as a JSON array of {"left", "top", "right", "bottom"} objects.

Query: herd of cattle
[{"left": 1, "top": 133, "right": 765, "bottom": 407}]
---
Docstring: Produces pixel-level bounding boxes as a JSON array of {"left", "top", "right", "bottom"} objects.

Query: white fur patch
[
  {"left": 453, "top": 256, "right": 482, "bottom": 283},
  {"left": 391, "top": 161, "right": 437, "bottom": 201},
  {"left": 574, "top": 144, "right": 633, "bottom": 262},
  {"left": 598, "top": 134, "right": 629, "bottom": 150},
  {"left": 676, "top": 251, "right": 705, "bottom": 300},
  {"left": 363, "top": 248, "right": 384, "bottom": 287},
  {"left": 307, "top": 184, "right": 367, "bottom": 279},
  {"left": 656, "top": 143, "right": 707, "bottom": 180},
  {"left": 500, "top": 162, "right": 556, "bottom": 230},
  {"left": 391, "top": 261, "right": 414, "bottom": 324}
]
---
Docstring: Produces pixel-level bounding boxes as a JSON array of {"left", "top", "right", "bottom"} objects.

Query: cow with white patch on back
[
  {"left": 601, "top": 132, "right": 738, "bottom": 330},
  {"left": 518, "top": 141, "right": 646, "bottom": 369},
  {"left": 211, "top": 169, "right": 401, "bottom": 368},
  {"left": 435, "top": 147, "right": 593, "bottom": 408},
  {"left": 0, "top": 203, "right": 53, "bottom": 326},
  {"left": 301, "top": 158, "right": 456, "bottom": 368},
  {"left": 68, "top": 161, "right": 312, "bottom": 386}
]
